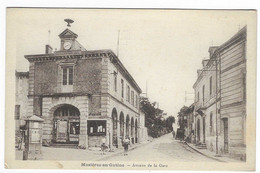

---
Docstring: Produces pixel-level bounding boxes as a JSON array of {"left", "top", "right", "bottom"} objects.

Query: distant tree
[
  {"left": 177, "top": 106, "right": 189, "bottom": 129},
  {"left": 140, "top": 96, "right": 167, "bottom": 138},
  {"left": 166, "top": 116, "right": 175, "bottom": 132}
]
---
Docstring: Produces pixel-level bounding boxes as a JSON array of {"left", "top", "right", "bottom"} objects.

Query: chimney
[
  {"left": 208, "top": 46, "right": 218, "bottom": 58},
  {"left": 202, "top": 59, "right": 210, "bottom": 68},
  {"left": 197, "top": 69, "right": 201, "bottom": 77},
  {"left": 45, "top": 44, "right": 53, "bottom": 54}
]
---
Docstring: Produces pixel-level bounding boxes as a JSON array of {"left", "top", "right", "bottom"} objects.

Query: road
[
  {"left": 101, "top": 133, "right": 215, "bottom": 162},
  {"left": 16, "top": 133, "right": 216, "bottom": 161}
]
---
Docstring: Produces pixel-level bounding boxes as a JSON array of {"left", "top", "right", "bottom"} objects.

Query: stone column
[
  {"left": 109, "top": 118, "right": 113, "bottom": 150},
  {"left": 77, "top": 96, "right": 88, "bottom": 149},
  {"left": 41, "top": 97, "right": 53, "bottom": 145},
  {"left": 117, "top": 120, "right": 121, "bottom": 148},
  {"left": 129, "top": 123, "right": 133, "bottom": 146},
  {"left": 124, "top": 121, "right": 127, "bottom": 140},
  {"left": 133, "top": 126, "right": 136, "bottom": 144}
]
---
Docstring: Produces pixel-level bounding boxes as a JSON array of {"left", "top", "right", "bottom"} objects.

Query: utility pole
[
  {"left": 117, "top": 30, "right": 120, "bottom": 57},
  {"left": 48, "top": 30, "right": 51, "bottom": 45},
  {"left": 215, "top": 57, "right": 219, "bottom": 156},
  {"left": 146, "top": 80, "right": 148, "bottom": 98},
  {"left": 185, "top": 91, "right": 194, "bottom": 103}
]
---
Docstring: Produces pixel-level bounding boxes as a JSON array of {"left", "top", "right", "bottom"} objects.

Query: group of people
[{"left": 100, "top": 136, "right": 131, "bottom": 156}]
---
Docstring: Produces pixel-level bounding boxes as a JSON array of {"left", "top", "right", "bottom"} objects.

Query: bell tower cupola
[{"left": 57, "top": 19, "right": 86, "bottom": 52}]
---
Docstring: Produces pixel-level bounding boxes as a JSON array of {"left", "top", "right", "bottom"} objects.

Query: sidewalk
[
  {"left": 15, "top": 140, "right": 151, "bottom": 161},
  {"left": 96, "top": 140, "right": 151, "bottom": 161},
  {"left": 185, "top": 142, "right": 242, "bottom": 162}
]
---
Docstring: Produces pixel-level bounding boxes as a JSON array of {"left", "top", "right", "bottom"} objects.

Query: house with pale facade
[{"left": 193, "top": 26, "right": 246, "bottom": 160}]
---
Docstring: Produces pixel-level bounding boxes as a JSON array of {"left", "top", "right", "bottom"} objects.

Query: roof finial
[{"left": 64, "top": 19, "right": 74, "bottom": 27}]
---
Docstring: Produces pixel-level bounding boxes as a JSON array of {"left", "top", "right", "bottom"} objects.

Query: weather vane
[{"left": 64, "top": 19, "right": 74, "bottom": 27}]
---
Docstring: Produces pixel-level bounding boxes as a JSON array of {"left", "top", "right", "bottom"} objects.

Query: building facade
[
  {"left": 193, "top": 26, "right": 246, "bottom": 160},
  {"left": 218, "top": 27, "right": 246, "bottom": 159},
  {"left": 16, "top": 25, "right": 144, "bottom": 149},
  {"left": 138, "top": 110, "right": 148, "bottom": 143},
  {"left": 15, "top": 71, "right": 29, "bottom": 146},
  {"left": 185, "top": 104, "right": 195, "bottom": 143}
]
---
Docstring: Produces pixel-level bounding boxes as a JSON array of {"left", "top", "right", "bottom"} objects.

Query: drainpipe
[{"left": 215, "top": 57, "right": 220, "bottom": 156}]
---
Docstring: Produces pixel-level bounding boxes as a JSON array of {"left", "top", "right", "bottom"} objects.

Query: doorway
[
  {"left": 223, "top": 118, "right": 229, "bottom": 153},
  {"left": 203, "top": 117, "right": 206, "bottom": 143},
  {"left": 53, "top": 104, "right": 80, "bottom": 143},
  {"left": 112, "top": 108, "right": 118, "bottom": 147},
  {"left": 197, "top": 119, "right": 200, "bottom": 143}
]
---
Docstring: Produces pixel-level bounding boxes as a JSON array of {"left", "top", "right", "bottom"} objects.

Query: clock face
[{"left": 64, "top": 42, "right": 72, "bottom": 50}]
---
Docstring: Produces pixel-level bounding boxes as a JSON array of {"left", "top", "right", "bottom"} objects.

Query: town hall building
[{"left": 15, "top": 20, "right": 144, "bottom": 150}]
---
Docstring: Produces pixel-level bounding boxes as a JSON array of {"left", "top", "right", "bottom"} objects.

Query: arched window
[{"left": 54, "top": 104, "right": 80, "bottom": 117}]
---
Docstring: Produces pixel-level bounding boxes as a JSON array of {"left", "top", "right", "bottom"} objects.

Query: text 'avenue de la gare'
[{"left": 80, "top": 163, "right": 168, "bottom": 168}]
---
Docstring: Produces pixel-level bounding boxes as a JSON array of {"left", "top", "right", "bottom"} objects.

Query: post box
[{"left": 23, "top": 115, "right": 44, "bottom": 160}]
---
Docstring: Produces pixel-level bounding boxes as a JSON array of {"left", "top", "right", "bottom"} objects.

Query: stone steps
[
  {"left": 196, "top": 143, "right": 207, "bottom": 149},
  {"left": 50, "top": 143, "right": 78, "bottom": 149}
]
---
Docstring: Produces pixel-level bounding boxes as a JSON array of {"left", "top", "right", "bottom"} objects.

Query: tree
[
  {"left": 140, "top": 96, "right": 167, "bottom": 138},
  {"left": 166, "top": 116, "right": 175, "bottom": 132},
  {"left": 177, "top": 106, "right": 189, "bottom": 129}
]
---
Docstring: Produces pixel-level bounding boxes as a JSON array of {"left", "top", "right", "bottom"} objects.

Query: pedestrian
[
  {"left": 123, "top": 136, "right": 130, "bottom": 156},
  {"left": 17, "top": 129, "right": 24, "bottom": 150},
  {"left": 172, "top": 130, "right": 175, "bottom": 139},
  {"left": 17, "top": 136, "right": 22, "bottom": 150},
  {"left": 100, "top": 137, "right": 106, "bottom": 155}
]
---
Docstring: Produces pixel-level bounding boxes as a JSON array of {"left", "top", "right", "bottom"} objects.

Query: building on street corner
[
  {"left": 15, "top": 20, "right": 146, "bottom": 150},
  {"left": 191, "top": 26, "right": 247, "bottom": 160}
]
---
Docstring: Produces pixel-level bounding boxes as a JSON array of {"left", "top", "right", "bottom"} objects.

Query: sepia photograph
[{"left": 4, "top": 8, "right": 257, "bottom": 170}]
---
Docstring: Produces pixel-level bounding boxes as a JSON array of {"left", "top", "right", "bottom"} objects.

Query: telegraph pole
[
  {"left": 117, "top": 30, "right": 120, "bottom": 57},
  {"left": 48, "top": 30, "right": 51, "bottom": 45},
  {"left": 185, "top": 91, "right": 194, "bottom": 103},
  {"left": 215, "top": 58, "right": 219, "bottom": 156}
]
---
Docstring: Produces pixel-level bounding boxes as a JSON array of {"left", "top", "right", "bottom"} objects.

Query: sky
[{"left": 9, "top": 9, "right": 253, "bottom": 119}]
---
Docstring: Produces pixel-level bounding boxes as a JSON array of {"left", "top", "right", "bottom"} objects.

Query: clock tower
[
  {"left": 58, "top": 28, "right": 79, "bottom": 51},
  {"left": 57, "top": 19, "right": 86, "bottom": 52}
]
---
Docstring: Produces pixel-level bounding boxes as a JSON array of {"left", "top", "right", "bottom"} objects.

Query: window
[
  {"left": 131, "top": 91, "right": 134, "bottom": 105},
  {"left": 62, "top": 66, "right": 73, "bottom": 85},
  {"left": 69, "top": 122, "right": 80, "bottom": 135},
  {"left": 15, "top": 105, "right": 20, "bottom": 120},
  {"left": 135, "top": 94, "right": 138, "bottom": 108},
  {"left": 202, "top": 85, "right": 205, "bottom": 103},
  {"left": 243, "top": 73, "right": 246, "bottom": 101},
  {"left": 210, "top": 112, "right": 213, "bottom": 135},
  {"left": 209, "top": 76, "right": 212, "bottom": 95},
  {"left": 54, "top": 105, "right": 80, "bottom": 117},
  {"left": 114, "top": 72, "right": 117, "bottom": 92},
  {"left": 87, "top": 120, "right": 106, "bottom": 136},
  {"left": 127, "top": 85, "right": 130, "bottom": 102},
  {"left": 121, "top": 79, "right": 124, "bottom": 98}
]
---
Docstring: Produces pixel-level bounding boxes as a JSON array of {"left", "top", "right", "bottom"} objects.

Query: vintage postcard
[{"left": 5, "top": 8, "right": 256, "bottom": 170}]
